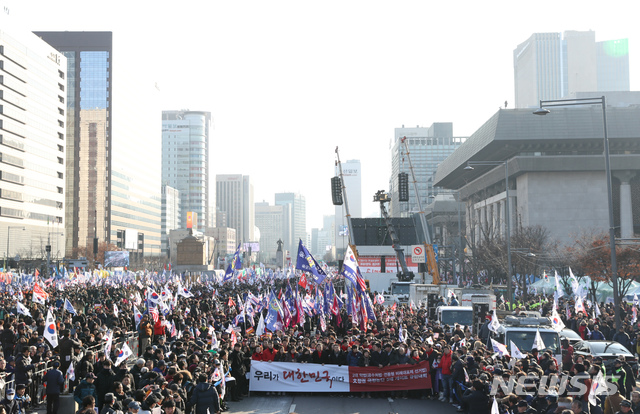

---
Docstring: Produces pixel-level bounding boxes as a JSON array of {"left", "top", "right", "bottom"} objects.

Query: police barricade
[
  {"left": 249, "top": 360, "right": 431, "bottom": 393},
  {"left": 0, "top": 359, "right": 51, "bottom": 407}
]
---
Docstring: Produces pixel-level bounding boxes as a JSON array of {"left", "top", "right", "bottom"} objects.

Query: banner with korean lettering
[
  {"left": 249, "top": 360, "right": 430, "bottom": 392},
  {"left": 349, "top": 360, "right": 430, "bottom": 392},
  {"left": 250, "top": 361, "right": 349, "bottom": 392}
]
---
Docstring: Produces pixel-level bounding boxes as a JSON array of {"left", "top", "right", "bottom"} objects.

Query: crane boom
[{"left": 374, "top": 190, "right": 414, "bottom": 281}]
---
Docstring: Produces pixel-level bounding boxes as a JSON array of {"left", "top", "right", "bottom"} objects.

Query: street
[{"left": 223, "top": 394, "right": 458, "bottom": 414}]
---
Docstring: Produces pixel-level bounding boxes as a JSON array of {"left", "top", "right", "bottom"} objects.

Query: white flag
[
  {"left": 634, "top": 294, "right": 639, "bottom": 307},
  {"left": 115, "top": 343, "right": 133, "bottom": 366},
  {"left": 16, "top": 301, "right": 32, "bottom": 317},
  {"left": 44, "top": 309, "right": 59, "bottom": 348},
  {"left": 574, "top": 296, "right": 585, "bottom": 315},
  {"left": 491, "top": 339, "right": 510, "bottom": 357},
  {"left": 66, "top": 362, "right": 75, "bottom": 381},
  {"left": 113, "top": 304, "right": 119, "bottom": 318},
  {"left": 590, "top": 369, "right": 608, "bottom": 405},
  {"left": 554, "top": 271, "right": 564, "bottom": 298},
  {"left": 491, "top": 397, "right": 500, "bottom": 414},
  {"left": 488, "top": 309, "right": 501, "bottom": 332},
  {"left": 594, "top": 301, "right": 601, "bottom": 317},
  {"left": 550, "top": 308, "right": 565, "bottom": 332},
  {"left": 256, "top": 313, "right": 265, "bottom": 337},
  {"left": 532, "top": 330, "right": 546, "bottom": 351},
  {"left": 510, "top": 341, "right": 525, "bottom": 359},
  {"left": 32, "top": 291, "right": 46, "bottom": 305},
  {"left": 104, "top": 330, "right": 113, "bottom": 360}
]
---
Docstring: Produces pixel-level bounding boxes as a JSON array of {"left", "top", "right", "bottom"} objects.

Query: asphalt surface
[{"left": 224, "top": 394, "right": 459, "bottom": 414}]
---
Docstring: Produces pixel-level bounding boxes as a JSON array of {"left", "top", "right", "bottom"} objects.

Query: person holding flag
[{"left": 296, "top": 239, "right": 327, "bottom": 285}]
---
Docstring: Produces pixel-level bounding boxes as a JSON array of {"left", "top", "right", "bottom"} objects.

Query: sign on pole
[{"left": 411, "top": 245, "right": 425, "bottom": 263}]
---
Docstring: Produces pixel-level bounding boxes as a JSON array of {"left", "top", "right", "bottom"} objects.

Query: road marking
[{"left": 289, "top": 403, "right": 296, "bottom": 413}]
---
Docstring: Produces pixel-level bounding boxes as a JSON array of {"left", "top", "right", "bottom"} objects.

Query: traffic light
[
  {"left": 331, "top": 176, "right": 343, "bottom": 205},
  {"left": 398, "top": 172, "right": 409, "bottom": 202}
]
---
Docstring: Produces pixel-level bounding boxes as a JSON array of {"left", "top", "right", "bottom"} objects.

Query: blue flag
[
  {"left": 265, "top": 292, "right": 283, "bottom": 332},
  {"left": 295, "top": 239, "right": 327, "bottom": 284},
  {"left": 224, "top": 244, "right": 242, "bottom": 282},
  {"left": 64, "top": 298, "right": 77, "bottom": 315}
]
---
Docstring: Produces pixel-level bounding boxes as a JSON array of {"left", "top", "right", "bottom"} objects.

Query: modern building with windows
[
  {"left": 161, "top": 184, "right": 180, "bottom": 257},
  {"left": 514, "top": 31, "right": 630, "bottom": 108},
  {"left": 0, "top": 12, "right": 66, "bottom": 263},
  {"left": 216, "top": 174, "right": 254, "bottom": 245},
  {"left": 162, "top": 110, "right": 211, "bottom": 232},
  {"left": 275, "top": 192, "right": 306, "bottom": 255},
  {"left": 389, "top": 123, "right": 466, "bottom": 217},
  {"left": 255, "top": 201, "right": 284, "bottom": 263},
  {"left": 35, "top": 31, "right": 162, "bottom": 258}
]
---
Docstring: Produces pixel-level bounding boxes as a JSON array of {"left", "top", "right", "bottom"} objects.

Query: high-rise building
[
  {"left": 216, "top": 174, "right": 254, "bottom": 244},
  {"left": 0, "top": 12, "right": 66, "bottom": 262},
  {"left": 254, "top": 201, "right": 284, "bottom": 263},
  {"left": 334, "top": 159, "right": 361, "bottom": 257},
  {"left": 161, "top": 110, "right": 211, "bottom": 231},
  {"left": 275, "top": 192, "right": 306, "bottom": 255},
  {"left": 389, "top": 124, "right": 465, "bottom": 217},
  {"left": 35, "top": 31, "right": 162, "bottom": 258},
  {"left": 514, "top": 30, "right": 630, "bottom": 108},
  {"left": 161, "top": 185, "right": 180, "bottom": 257}
]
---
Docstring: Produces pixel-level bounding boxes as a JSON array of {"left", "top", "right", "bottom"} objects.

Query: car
[
  {"left": 559, "top": 328, "right": 583, "bottom": 346},
  {"left": 572, "top": 340, "right": 638, "bottom": 374}
]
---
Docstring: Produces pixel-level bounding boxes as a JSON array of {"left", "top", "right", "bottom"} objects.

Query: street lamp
[
  {"left": 464, "top": 160, "right": 512, "bottom": 309},
  {"left": 533, "top": 96, "right": 621, "bottom": 330},
  {"left": 6, "top": 226, "right": 25, "bottom": 269}
]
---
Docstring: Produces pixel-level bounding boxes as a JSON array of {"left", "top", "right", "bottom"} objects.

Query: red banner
[{"left": 349, "top": 360, "right": 431, "bottom": 392}]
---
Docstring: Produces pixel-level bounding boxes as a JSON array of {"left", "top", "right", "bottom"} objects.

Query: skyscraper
[
  {"left": 514, "top": 30, "right": 630, "bottom": 108},
  {"left": 161, "top": 184, "right": 180, "bottom": 257},
  {"left": 35, "top": 31, "right": 162, "bottom": 258},
  {"left": 334, "top": 159, "right": 361, "bottom": 256},
  {"left": 216, "top": 174, "right": 254, "bottom": 244},
  {"left": 254, "top": 201, "right": 284, "bottom": 263},
  {"left": 162, "top": 110, "right": 211, "bottom": 231},
  {"left": 389, "top": 124, "right": 465, "bottom": 217},
  {"left": 275, "top": 192, "right": 306, "bottom": 255},
  {"left": 0, "top": 12, "right": 66, "bottom": 262}
]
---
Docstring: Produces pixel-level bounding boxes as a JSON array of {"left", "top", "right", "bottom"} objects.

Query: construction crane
[
  {"left": 399, "top": 136, "right": 441, "bottom": 284},
  {"left": 374, "top": 190, "right": 414, "bottom": 281}
]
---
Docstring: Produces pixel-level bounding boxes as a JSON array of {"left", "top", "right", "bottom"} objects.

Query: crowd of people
[{"left": 0, "top": 276, "right": 638, "bottom": 414}]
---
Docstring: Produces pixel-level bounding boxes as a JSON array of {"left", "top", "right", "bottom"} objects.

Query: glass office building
[
  {"left": 34, "top": 31, "right": 161, "bottom": 258},
  {"left": 389, "top": 124, "right": 466, "bottom": 217}
]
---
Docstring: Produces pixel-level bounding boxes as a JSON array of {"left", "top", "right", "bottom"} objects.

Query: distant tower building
[
  {"left": 514, "top": 31, "right": 630, "bottom": 108},
  {"left": 216, "top": 175, "right": 254, "bottom": 244},
  {"left": 254, "top": 201, "right": 284, "bottom": 263},
  {"left": 161, "top": 185, "right": 180, "bottom": 257},
  {"left": 334, "top": 159, "right": 361, "bottom": 257},
  {"left": 275, "top": 192, "right": 306, "bottom": 255},
  {"left": 389, "top": 124, "right": 465, "bottom": 217},
  {"left": 162, "top": 110, "right": 211, "bottom": 231}
]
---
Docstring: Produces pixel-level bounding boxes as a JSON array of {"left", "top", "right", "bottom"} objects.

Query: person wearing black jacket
[
  {"left": 96, "top": 359, "right": 117, "bottom": 410},
  {"left": 188, "top": 373, "right": 220, "bottom": 414},
  {"left": 58, "top": 329, "right": 82, "bottom": 374},
  {"left": 14, "top": 346, "right": 34, "bottom": 386},
  {"left": 229, "top": 343, "right": 246, "bottom": 399},
  {"left": 462, "top": 380, "right": 489, "bottom": 414},
  {"left": 326, "top": 343, "right": 346, "bottom": 366},
  {"left": 43, "top": 361, "right": 65, "bottom": 414}
]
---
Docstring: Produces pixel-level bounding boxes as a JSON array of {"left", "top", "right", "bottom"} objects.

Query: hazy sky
[{"left": 9, "top": 0, "right": 639, "bottom": 233}]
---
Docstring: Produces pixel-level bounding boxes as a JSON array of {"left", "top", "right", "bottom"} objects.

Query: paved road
[{"left": 224, "top": 394, "right": 459, "bottom": 414}]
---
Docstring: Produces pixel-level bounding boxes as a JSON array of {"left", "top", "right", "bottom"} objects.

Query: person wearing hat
[
  {"left": 14, "top": 383, "right": 31, "bottom": 413},
  {"left": 229, "top": 342, "right": 247, "bottom": 400},
  {"left": 43, "top": 360, "right": 64, "bottom": 414},
  {"left": 127, "top": 401, "right": 141, "bottom": 413},
  {"left": 616, "top": 400, "right": 633, "bottom": 414},
  {"left": 187, "top": 373, "right": 220, "bottom": 414},
  {"left": 74, "top": 373, "right": 98, "bottom": 406},
  {"left": 610, "top": 358, "right": 628, "bottom": 397},
  {"left": 1, "top": 387, "right": 18, "bottom": 414}
]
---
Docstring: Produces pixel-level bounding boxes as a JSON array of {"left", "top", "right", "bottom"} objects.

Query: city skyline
[{"left": 8, "top": 0, "right": 640, "bottom": 234}]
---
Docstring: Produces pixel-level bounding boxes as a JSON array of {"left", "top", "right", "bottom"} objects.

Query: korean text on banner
[
  {"left": 348, "top": 360, "right": 430, "bottom": 392},
  {"left": 249, "top": 361, "right": 349, "bottom": 392}
]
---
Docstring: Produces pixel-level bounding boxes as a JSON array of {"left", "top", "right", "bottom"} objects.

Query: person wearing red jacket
[
  {"left": 251, "top": 345, "right": 265, "bottom": 361},
  {"left": 261, "top": 341, "right": 277, "bottom": 362},
  {"left": 439, "top": 345, "right": 454, "bottom": 403}
]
